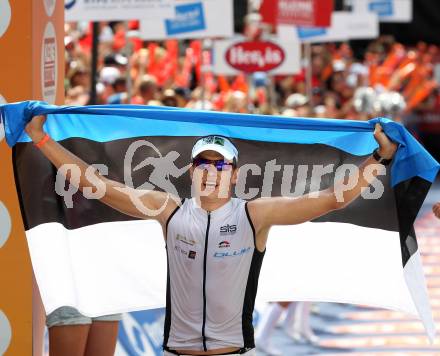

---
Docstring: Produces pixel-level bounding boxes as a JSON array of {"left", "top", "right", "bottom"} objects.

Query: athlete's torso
[{"left": 164, "top": 198, "right": 265, "bottom": 352}]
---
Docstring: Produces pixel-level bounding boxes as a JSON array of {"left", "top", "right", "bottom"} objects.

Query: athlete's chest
[{"left": 168, "top": 205, "right": 254, "bottom": 266}]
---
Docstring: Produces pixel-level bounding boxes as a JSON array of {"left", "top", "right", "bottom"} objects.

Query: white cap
[
  {"left": 354, "top": 86, "right": 376, "bottom": 114},
  {"left": 333, "top": 59, "right": 346, "bottom": 72},
  {"left": 374, "top": 91, "right": 406, "bottom": 116},
  {"left": 100, "top": 67, "right": 121, "bottom": 85},
  {"left": 191, "top": 136, "right": 238, "bottom": 162},
  {"left": 193, "top": 100, "right": 213, "bottom": 111},
  {"left": 285, "top": 93, "right": 308, "bottom": 109}
]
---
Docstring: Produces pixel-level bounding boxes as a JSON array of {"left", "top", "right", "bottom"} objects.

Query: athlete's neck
[{"left": 195, "top": 196, "right": 232, "bottom": 213}]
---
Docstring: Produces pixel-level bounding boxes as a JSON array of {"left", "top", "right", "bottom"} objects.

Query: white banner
[
  {"left": 140, "top": 0, "right": 233, "bottom": 40},
  {"left": 351, "top": 0, "right": 413, "bottom": 23},
  {"left": 278, "top": 12, "right": 379, "bottom": 43},
  {"left": 65, "top": 0, "right": 175, "bottom": 22},
  {"left": 213, "top": 36, "right": 301, "bottom": 75}
]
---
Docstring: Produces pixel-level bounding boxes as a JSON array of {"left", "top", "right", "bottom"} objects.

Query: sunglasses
[{"left": 192, "top": 158, "right": 235, "bottom": 171}]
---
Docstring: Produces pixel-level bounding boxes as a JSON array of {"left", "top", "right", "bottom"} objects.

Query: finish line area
[{"left": 110, "top": 184, "right": 440, "bottom": 355}]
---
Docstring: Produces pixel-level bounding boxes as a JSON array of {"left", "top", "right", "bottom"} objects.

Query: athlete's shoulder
[
  {"left": 231, "top": 197, "right": 248, "bottom": 208},
  {"left": 162, "top": 197, "right": 187, "bottom": 226},
  {"left": 174, "top": 196, "right": 189, "bottom": 212}
]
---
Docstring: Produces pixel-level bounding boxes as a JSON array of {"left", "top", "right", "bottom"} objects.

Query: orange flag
[
  {"left": 231, "top": 73, "right": 248, "bottom": 93},
  {"left": 405, "top": 80, "right": 437, "bottom": 112}
]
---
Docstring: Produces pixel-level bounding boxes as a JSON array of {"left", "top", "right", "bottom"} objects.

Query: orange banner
[{"left": 0, "top": 0, "right": 64, "bottom": 354}]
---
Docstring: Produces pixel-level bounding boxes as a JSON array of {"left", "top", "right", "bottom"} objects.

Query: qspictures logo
[{"left": 54, "top": 139, "right": 388, "bottom": 215}]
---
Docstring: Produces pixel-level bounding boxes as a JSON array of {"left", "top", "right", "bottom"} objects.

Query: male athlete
[{"left": 25, "top": 115, "right": 397, "bottom": 356}]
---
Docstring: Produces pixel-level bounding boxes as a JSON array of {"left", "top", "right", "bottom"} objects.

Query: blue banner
[
  {"left": 118, "top": 309, "right": 165, "bottom": 356},
  {"left": 165, "top": 2, "right": 206, "bottom": 36},
  {"left": 1, "top": 100, "right": 439, "bottom": 187},
  {"left": 297, "top": 27, "right": 327, "bottom": 40},
  {"left": 368, "top": 0, "right": 394, "bottom": 17}
]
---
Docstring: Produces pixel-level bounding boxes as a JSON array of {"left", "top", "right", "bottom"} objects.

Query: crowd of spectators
[{"left": 64, "top": 21, "right": 440, "bottom": 129}]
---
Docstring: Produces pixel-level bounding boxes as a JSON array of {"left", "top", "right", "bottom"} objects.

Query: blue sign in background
[
  {"left": 368, "top": 0, "right": 394, "bottom": 17},
  {"left": 297, "top": 27, "right": 327, "bottom": 40},
  {"left": 165, "top": 2, "right": 206, "bottom": 36},
  {"left": 118, "top": 309, "right": 165, "bottom": 356}
]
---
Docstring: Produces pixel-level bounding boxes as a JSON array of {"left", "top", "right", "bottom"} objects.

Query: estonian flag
[{"left": 1, "top": 101, "right": 439, "bottom": 340}]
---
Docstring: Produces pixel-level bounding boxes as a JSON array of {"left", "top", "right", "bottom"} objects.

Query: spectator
[
  {"left": 161, "top": 89, "right": 179, "bottom": 107},
  {"left": 131, "top": 74, "right": 158, "bottom": 105},
  {"left": 283, "top": 93, "right": 312, "bottom": 117}
]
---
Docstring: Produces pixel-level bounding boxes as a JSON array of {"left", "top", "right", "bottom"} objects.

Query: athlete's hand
[
  {"left": 374, "top": 123, "right": 398, "bottom": 159},
  {"left": 433, "top": 202, "right": 440, "bottom": 219},
  {"left": 25, "top": 115, "right": 47, "bottom": 143}
]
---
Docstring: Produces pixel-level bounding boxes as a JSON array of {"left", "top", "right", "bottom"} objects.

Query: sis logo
[{"left": 220, "top": 224, "right": 237, "bottom": 235}]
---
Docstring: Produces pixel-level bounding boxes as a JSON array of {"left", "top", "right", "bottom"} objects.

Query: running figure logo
[{"left": 119, "top": 140, "right": 190, "bottom": 216}]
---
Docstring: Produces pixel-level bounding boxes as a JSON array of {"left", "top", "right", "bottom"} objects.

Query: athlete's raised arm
[
  {"left": 247, "top": 123, "right": 398, "bottom": 246},
  {"left": 25, "top": 115, "right": 177, "bottom": 223}
]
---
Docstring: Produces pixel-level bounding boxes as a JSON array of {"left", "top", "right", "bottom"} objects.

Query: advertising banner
[
  {"left": 351, "top": 0, "right": 413, "bottom": 23},
  {"left": 0, "top": 0, "right": 64, "bottom": 354},
  {"left": 213, "top": 37, "right": 301, "bottom": 75},
  {"left": 140, "top": 0, "right": 233, "bottom": 40},
  {"left": 65, "top": 0, "right": 175, "bottom": 22},
  {"left": 278, "top": 12, "right": 379, "bottom": 43},
  {"left": 260, "top": 0, "right": 333, "bottom": 28}
]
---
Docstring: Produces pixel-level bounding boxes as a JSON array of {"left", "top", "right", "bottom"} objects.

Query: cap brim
[{"left": 191, "top": 144, "right": 235, "bottom": 161}]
